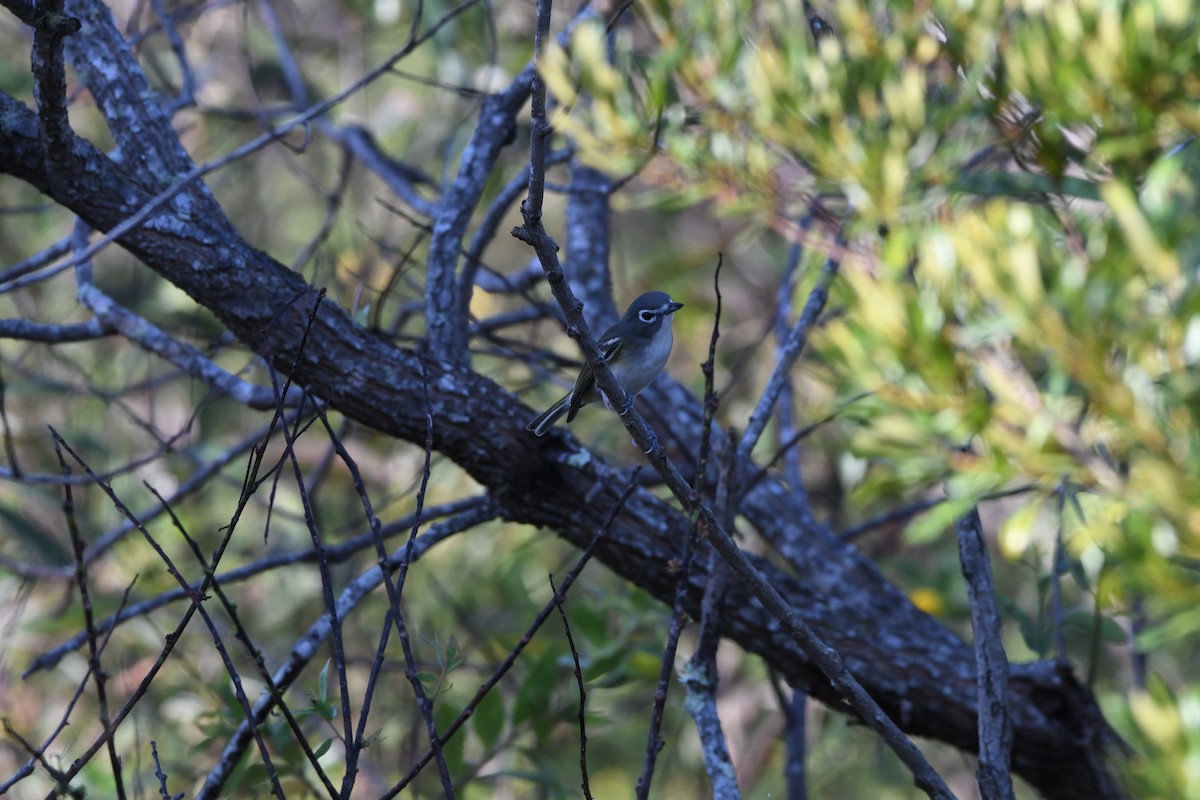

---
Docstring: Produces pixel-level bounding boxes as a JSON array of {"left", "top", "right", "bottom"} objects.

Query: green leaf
[
  {"left": 1135, "top": 606, "right": 1200, "bottom": 651},
  {"left": 318, "top": 659, "right": 330, "bottom": 702},
  {"left": 904, "top": 498, "right": 975, "bottom": 545},
  {"left": 585, "top": 643, "right": 630, "bottom": 683},
  {"left": 443, "top": 635, "right": 464, "bottom": 673},
  {"left": 1066, "top": 556, "right": 1092, "bottom": 592},
  {"left": 570, "top": 600, "right": 608, "bottom": 646},
  {"left": 1017, "top": 616, "right": 1052, "bottom": 657},
  {"left": 434, "top": 700, "right": 465, "bottom": 775},
  {"left": 312, "top": 697, "right": 338, "bottom": 721},
  {"left": 952, "top": 172, "right": 1104, "bottom": 202},
  {"left": 514, "top": 648, "right": 560, "bottom": 726},
  {"left": 473, "top": 689, "right": 505, "bottom": 751}
]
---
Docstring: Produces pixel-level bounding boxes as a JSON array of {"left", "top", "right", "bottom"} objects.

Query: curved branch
[{"left": 0, "top": 91, "right": 1123, "bottom": 800}]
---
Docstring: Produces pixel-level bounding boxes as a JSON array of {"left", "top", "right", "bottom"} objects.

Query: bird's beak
[{"left": 667, "top": 301, "right": 684, "bottom": 313}]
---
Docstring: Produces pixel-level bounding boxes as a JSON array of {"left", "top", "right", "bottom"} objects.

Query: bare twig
[
  {"left": 0, "top": 318, "right": 113, "bottom": 342},
  {"left": 838, "top": 483, "right": 1038, "bottom": 542},
  {"left": 637, "top": 256, "right": 724, "bottom": 798},
  {"left": 2, "top": 719, "right": 80, "bottom": 798},
  {"left": 734, "top": 227, "right": 844, "bottom": 472},
  {"left": 381, "top": 358, "right": 457, "bottom": 796},
  {"left": 680, "top": 440, "right": 738, "bottom": 799},
  {"left": 45, "top": 431, "right": 286, "bottom": 799},
  {"left": 551, "top": 574, "right": 593, "bottom": 800},
  {"left": 1052, "top": 482, "right": 1069, "bottom": 660},
  {"left": 195, "top": 506, "right": 493, "bottom": 799},
  {"left": 56, "top": 441, "right": 128, "bottom": 800},
  {"left": 0, "top": 234, "right": 70, "bottom": 288},
  {"left": 769, "top": 670, "right": 808, "bottom": 800},
  {"left": 515, "top": 7, "right": 952, "bottom": 794},
  {"left": 426, "top": 5, "right": 597, "bottom": 363},
  {"left": 150, "top": 740, "right": 184, "bottom": 800},
  {"left": 146, "top": 485, "right": 339, "bottom": 798},
  {"left": 382, "top": 472, "right": 641, "bottom": 797},
  {"left": 17, "top": 0, "right": 486, "bottom": 284},
  {"left": 21, "top": 497, "right": 485, "bottom": 675}
]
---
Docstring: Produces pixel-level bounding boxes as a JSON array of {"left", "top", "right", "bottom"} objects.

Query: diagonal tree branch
[{"left": 0, "top": 83, "right": 1124, "bottom": 800}]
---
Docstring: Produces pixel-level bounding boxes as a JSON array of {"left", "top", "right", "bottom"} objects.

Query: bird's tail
[{"left": 526, "top": 394, "right": 572, "bottom": 437}]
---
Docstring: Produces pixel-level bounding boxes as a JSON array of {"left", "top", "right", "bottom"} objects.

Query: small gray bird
[{"left": 526, "top": 291, "right": 684, "bottom": 436}]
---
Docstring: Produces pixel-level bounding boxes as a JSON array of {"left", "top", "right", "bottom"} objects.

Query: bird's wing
[{"left": 566, "top": 334, "right": 622, "bottom": 420}]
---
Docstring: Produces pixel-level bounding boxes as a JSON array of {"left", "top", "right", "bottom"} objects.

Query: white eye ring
[{"left": 638, "top": 310, "right": 656, "bottom": 323}]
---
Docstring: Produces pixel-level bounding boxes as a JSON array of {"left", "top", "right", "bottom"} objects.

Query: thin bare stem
[
  {"left": 637, "top": 256, "right": 724, "bottom": 798},
  {"left": 551, "top": 574, "right": 593, "bottom": 800},
  {"left": 516, "top": 21, "right": 952, "bottom": 796},
  {"left": 383, "top": 473, "right": 641, "bottom": 797},
  {"left": 735, "top": 227, "right": 844, "bottom": 472},
  {"left": 56, "top": 441, "right": 128, "bottom": 800}
]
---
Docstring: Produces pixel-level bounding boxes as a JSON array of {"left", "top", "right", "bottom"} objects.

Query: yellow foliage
[{"left": 908, "top": 587, "right": 945, "bottom": 616}]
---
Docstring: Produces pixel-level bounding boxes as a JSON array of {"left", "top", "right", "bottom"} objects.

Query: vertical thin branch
[
  {"left": 426, "top": 6, "right": 596, "bottom": 363},
  {"left": 636, "top": 257, "right": 724, "bottom": 798},
  {"left": 768, "top": 670, "right": 809, "bottom": 800},
  {"left": 514, "top": 8, "right": 951, "bottom": 794},
  {"left": 144, "top": 486, "right": 339, "bottom": 799},
  {"left": 150, "top": 740, "right": 183, "bottom": 800},
  {"left": 955, "top": 508, "right": 1014, "bottom": 800},
  {"left": 1051, "top": 482, "right": 1068, "bottom": 660},
  {"left": 382, "top": 474, "right": 640, "bottom": 798},
  {"left": 551, "top": 575, "right": 593, "bottom": 800},
  {"left": 680, "top": 439, "right": 738, "bottom": 799},
  {"left": 56, "top": 442, "right": 128, "bottom": 800},
  {"left": 774, "top": 236, "right": 808, "bottom": 495},
  {"left": 393, "top": 612, "right": 456, "bottom": 796},
  {"left": 0, "top": 363, "right": 22, "bottom": 477},
  {"left": 395, "top": 356, "right": 436, "bottom": 601},
  {"left": 636, "top": 550, "right": 693, "bottom": 799},
  {"left": 312, "top": 403, "right": 404, "bottom": 797},
  {"left": 47, "top": 433, "right": 286, "bottom": 799},
  {"left": 1129, "top": 595, "right": 1147, "bottom": 690},
  {"left": 271, "top": 304, "right": 361, "bottom": 774},
  {"left": 383, "top": 358, "right": 456, "bottom": 795},
  {"left": 735, "top": 226, "right": 844, "bottom": 472},
  {"left": 348, "top": 607, "right": 394, "bottom": 794},
  {"left": 785, "top": 689, "right": 808, "bottom": 800}
]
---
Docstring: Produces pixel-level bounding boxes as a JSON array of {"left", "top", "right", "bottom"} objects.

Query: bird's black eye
[{"left": 639, "top": 310, "right": 656, "bottom": 323}]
